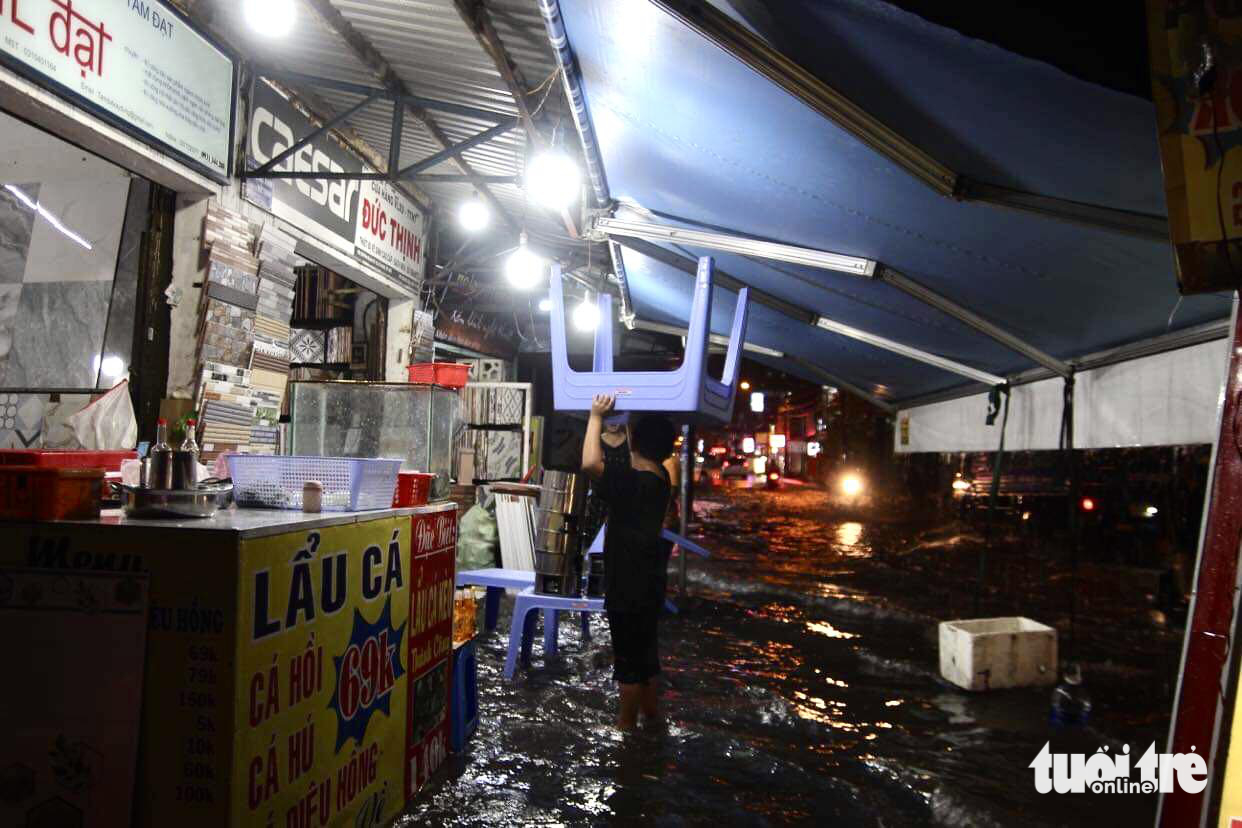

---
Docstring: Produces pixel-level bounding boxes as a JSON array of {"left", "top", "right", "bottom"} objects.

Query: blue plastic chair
[{"left": 548, "top": 256, "right": 750, "bottom": 422}]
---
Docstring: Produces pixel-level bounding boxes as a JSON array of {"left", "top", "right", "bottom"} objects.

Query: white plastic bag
[{"left": 67, "top": 379, "right": 138, "bottom": 450}]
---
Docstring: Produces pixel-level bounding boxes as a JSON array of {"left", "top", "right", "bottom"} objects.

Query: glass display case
[{"left": 288, "top": 382, "right": 462, "bottom": 493}]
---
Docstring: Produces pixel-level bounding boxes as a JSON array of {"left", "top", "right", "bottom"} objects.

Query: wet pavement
[{"left": 399, "top": 486, "right": 1181, "bottom": 826}]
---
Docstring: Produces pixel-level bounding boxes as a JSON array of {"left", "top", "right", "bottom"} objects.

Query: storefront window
[{"left": 0, "top": 111, "right": 149, "bottom": 446}]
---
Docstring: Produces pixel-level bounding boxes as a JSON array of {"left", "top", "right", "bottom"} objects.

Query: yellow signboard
[
  {"left": 234, "top": 518, "right": 410, "bottom": 828},
  {"left": 1149, "top": 1, "right": 1242, "bottom": 293},
  {"left": 0, "top": 514, "right": 413, "bottom": 828}
]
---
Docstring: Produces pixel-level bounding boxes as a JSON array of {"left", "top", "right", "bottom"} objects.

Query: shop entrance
[{"left": 0, "top": 109, "right": 175, "bottom": 448}]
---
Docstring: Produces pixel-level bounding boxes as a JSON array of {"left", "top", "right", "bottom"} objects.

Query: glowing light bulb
[
  {"left": 573, "top": 298, "right": 600, "bottom": 332},
  {"left": 538, "top": 298, "right": 552, "bottom": 312},
  {"left": 458, "top": 197, "right": 489, "bottom": 232},
  {"left": 245, "top": 0, "right": 296, "bottom": 37},
  {"left": 525, "top": 151, "right": 580, "bottom": 210},
  {"left": 505, "top": 234, "right": 543, "bottom": 290}
]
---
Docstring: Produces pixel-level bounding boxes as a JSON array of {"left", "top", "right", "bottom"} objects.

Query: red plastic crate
[
  {"left": 0, "top": 449, "right": 137, "bottom": 472},
  {"left": 393, "top": 472, "right": 435, "bottom": 507},
  {"left": 407, "top": 362, "right": 470, "bottom": 389},
  {"left": 0, "top": 466, "right": 104, "bottom": 521}
]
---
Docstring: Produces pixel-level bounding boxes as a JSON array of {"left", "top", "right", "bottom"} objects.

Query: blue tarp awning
[{"left": 552, "top": 0, "right": 1232, "bottom": 404}]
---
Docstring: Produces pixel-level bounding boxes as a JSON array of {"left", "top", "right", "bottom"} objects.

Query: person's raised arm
[{"left": 581, "top": 394, "right": 614, "bottom": 479}]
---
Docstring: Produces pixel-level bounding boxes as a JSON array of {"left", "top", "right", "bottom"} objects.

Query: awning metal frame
[
  {"left": 604, "top": 218, "right": 1049, "bottom": 387},
  {"left": 610, "top": 237, "right": 1007, "bottom": 388},
  {"left": 813, "top": 315, "right": 1006, "bottom": 387},
  {"left": 649, "top": 0, "right": 1170, "bottom": 242},
  {"left": 244, "top": 71, "right": 521, "bottom": 187},
  {"left": 596, "top": 215, "right": 876, "bottom": 278}
]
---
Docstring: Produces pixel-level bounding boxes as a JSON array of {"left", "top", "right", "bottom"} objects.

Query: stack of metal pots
[{"left": 534, "top": 470, "right": 587, "bottom": 595}]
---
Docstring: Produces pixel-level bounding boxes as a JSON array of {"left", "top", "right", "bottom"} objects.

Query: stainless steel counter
[{"left": 11, "top": 501, "right": 457, "bottom": 539}]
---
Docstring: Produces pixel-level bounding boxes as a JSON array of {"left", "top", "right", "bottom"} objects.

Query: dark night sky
[{"left": 884, "top": 2, "right": 1153, "bottom": 100}]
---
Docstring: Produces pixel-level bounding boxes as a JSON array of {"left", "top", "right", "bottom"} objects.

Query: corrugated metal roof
[{"left": 203, "top": 0, "right": 583, "bottom": 248}]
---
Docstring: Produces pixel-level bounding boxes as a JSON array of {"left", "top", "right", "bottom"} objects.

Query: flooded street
[{"left": 402, "top": 487, "right": 1181, "bottom": 826}]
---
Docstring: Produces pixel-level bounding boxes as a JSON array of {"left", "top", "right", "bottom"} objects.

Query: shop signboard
[
  {"left": 0, "top": 0, "right": 235, "bottom": 181},
  {"left": 0, "top": 514, "right": 414, "bottom": 827},
  {"left": 235, "top": 518, "right": 411, "bottom": 828},
  {"left": 1148, "top": 2, "right": 1242, "bottom": 293},
  {"left": 406, "top": 504, "right": 457, "bottom": 798},
  {"left": 246, "top": 79, "right": 427, "bottom": 296}
]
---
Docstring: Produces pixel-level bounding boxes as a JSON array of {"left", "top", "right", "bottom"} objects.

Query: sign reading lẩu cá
[{"left": 0, "top": 0, "right": 235, "bottom": 180}]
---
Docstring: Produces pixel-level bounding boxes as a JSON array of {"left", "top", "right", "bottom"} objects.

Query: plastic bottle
[
  {"left": 180, "top": 419, "right": 199, "bottom": 455},
  {"left": 1050, "top": 662, "right": 1093, "bottom": 726},
  {"left": 152, "top": 418, "right": 171, "bottom": 453}
]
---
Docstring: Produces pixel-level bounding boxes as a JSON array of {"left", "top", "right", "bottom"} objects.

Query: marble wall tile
[
  {"left": 3, "top": 282, "right": 112, "bottom": 388},
  {"left": 0, "top": 283, "right": 19, "bottom": 381},
  {"left": 0, "top": 183, "right": 38, "bottom": 284},
  {"left": 0, "top": 392, "right": 47, "bottom": 448},
  {"left": 22, "top": 176, "right": 128, "bottom": 283}
]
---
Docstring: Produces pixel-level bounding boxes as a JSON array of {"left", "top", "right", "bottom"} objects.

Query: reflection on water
[
  {"left": 836, "top": 521, "right": 864, "bottom": 549},
  {"left": 403, "top": 487, "right": 1167, "bottom": 827}
]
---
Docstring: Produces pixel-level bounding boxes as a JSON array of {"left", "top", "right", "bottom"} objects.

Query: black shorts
[{"left": 606, "top": 609, "right": 661, "bottom": 684}]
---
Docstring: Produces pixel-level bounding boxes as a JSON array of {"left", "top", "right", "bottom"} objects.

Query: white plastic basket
[{"left": 226, "top": 455, "right": 403, "bottom": 511}]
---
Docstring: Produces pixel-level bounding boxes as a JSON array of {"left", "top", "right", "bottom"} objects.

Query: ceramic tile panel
[
  {"left": 0, "top": 183, "right": 38, "bottom": 284},
  {"left": 3, "top": 282, "right": 112, "bottom": 388},
  {"left": 0, "top": 392, "right": 47, "bottom": 448},
  {"left": 21, "top": 177, "right": 129, "bottom": 283}
]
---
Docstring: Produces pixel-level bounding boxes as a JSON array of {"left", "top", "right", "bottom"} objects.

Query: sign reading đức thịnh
[{"left": 0, "top": 0, "right": 236, "bottom": 181}]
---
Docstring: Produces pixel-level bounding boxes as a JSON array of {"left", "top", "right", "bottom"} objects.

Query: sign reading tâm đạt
[{"left": 0, "top": 0, "right": 236, "bottom": 180}]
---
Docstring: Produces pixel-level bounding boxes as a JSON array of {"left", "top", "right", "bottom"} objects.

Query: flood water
[{"left": 399, "top": 487, "right": 1178, "bottom": 826}]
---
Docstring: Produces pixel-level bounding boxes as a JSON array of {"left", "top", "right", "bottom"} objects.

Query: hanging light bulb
[
  {"left": 505, "top": 232, "right": 543, "bottom": 290},
  {"left": 245, "top": 0, "right": 296, "bottom": 37},
  {"left": 537, "top": 298, "right": 552, "bottom": 313},
  {"left": 458, "top": 195, "right": 489, "bottom": 232},
  {"left": 573, "top": 295, "right": 601, "bottom": 332},
  {"left": 525, "top": 151, "right": 581, "bottom": 210}
]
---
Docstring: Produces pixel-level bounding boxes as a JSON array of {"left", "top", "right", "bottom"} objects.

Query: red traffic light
[{"left": 1080, "top": 497, "right": 1096, "bottom": 512}]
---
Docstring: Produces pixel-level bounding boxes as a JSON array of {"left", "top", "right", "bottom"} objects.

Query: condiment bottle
[
  {"left": 303, "top": 480, "right": 324, "bottom": 513},
  {"left": 180, "top": 419, "right": 199, "bottom": 455},
  {"left": 152, "top": 418, "right": 171, "bottom": 453}
]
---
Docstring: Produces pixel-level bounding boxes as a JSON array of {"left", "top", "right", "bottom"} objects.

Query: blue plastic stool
[
  {"left": 456, "top": 568, "right": 536, "bottom": 631},
  {"left": 504, "top": 588, "right": 607, "bottom": 679},
  {"left": 450, "top": 639, "right": 479, "bottom": 753},
  {"left": 549, "top": 256, "right": 750, "bottom": 422}
]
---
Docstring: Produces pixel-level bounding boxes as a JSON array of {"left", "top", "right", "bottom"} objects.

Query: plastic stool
[
  {"left": 504, "top": 588, "right": 606, "bottom": 679},
  {"left": 450, "top": 639, "right": 479, "bottom": 753}
]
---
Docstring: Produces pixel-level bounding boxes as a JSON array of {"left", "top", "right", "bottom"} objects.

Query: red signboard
[{"left": 405, "top": 506, "right": 457, "bottom": 800}]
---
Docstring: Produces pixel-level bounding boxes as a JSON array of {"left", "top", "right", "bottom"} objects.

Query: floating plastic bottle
[{"left": 1050, "top": 662, "right": 1092, "bottom": 726}]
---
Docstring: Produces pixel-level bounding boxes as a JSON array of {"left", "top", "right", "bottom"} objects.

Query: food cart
[{"left": 0, "top": 500, "right": 457, "bottom": 828}]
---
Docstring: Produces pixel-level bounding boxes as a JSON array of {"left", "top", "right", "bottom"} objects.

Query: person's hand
[{"left": 591, "top": 394, "right": 615, "bottom": 416}]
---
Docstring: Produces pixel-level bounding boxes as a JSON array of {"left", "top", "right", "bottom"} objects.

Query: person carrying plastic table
[{"left": 581, "top": 393, "right": 678, "bottom": 730}]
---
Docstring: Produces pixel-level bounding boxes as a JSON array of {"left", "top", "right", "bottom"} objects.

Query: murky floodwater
[{"left": 399, "top": 488, "right": 1175, "bottom": 826}]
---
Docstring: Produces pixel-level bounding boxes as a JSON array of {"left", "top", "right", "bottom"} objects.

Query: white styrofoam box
[{"left": 939, "top": 617, "right": 1058, "bottom": 691}]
